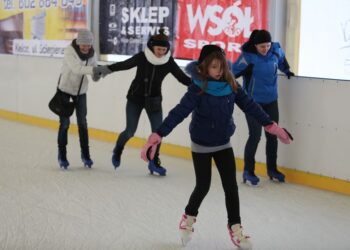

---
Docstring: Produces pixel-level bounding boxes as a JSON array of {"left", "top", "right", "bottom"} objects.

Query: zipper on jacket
[
  {"left": 130, "top": 84, "right": 140, "bottom": 96},
  {"left": 145, "top": 65, "right": 156, "bottom": 97},
  {"left": 249, "top": 78, "right": 255, "bottom": 96}
]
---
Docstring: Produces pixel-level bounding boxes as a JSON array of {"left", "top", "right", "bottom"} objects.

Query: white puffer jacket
[{"left": 58, "top": 45, "right": 98, "bottom": 96}]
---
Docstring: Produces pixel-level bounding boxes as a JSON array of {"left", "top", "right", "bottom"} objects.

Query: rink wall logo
[
  {"left": 186, "top": 2, "right": 252, "bottom": 38},
  {"left": 119, "top": 7, "right": 170, "bottom": 36},
  {"left": 174, "top": 0, "right": 268, "bottom": 62}
]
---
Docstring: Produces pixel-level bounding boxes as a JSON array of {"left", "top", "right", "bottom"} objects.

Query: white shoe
[
  {"left": 179, "top": 214, "right": 196, "bottom": 246},
  {"left": 228, "top": 224, "right": 252, "bottom": 249}
]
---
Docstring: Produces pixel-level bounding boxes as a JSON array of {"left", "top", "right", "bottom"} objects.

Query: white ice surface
[{"left": 0, "top": 119, "right": 350, "bottom": 250}]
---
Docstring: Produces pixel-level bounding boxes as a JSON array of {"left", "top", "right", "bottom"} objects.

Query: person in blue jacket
[
  {"left": 140, "top": 45, "right": 292, "bottom": 249},
  {"left": 232, "top": 29, "right": 295, "bottom": 185}
]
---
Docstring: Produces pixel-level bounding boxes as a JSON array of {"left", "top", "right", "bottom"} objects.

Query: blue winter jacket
[
  {"left": 232, "top": 42, "right": 291, "bottom": 104},
  {"left": 156, "top": 79, "right": 272, "bottom": 147}
]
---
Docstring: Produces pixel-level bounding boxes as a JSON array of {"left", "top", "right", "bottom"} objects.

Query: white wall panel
[{"left": 0, "top": 55, "right": 349, "bottom": 181}]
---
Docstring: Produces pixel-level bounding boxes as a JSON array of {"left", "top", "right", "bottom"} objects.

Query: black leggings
[
  {"left": 244, "top": 100, "right": 279, "bottom": 172},
  {"left": 185, "top": 147, "right": 241, "bottom": 226}
]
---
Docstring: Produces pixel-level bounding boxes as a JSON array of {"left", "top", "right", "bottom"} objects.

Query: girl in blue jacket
[
  {"left": 232, "top": 29, "right": 294, "bottom": 185},
  {"left": 141, "top": 45, "right": 291, "bottom": 249}
]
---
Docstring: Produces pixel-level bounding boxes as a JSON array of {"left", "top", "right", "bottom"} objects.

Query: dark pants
[
  {"left": 186, "top": 148, "right": 241, "bottom": 226},
  {"left": 115, "top": 100, "right": 163, "bottom": 156},
  {"left": 244, "top": 100, "right": 279, "bottom": 172},
  {"left": 58, "top": 93, "right": 89, "bottom": 150}
]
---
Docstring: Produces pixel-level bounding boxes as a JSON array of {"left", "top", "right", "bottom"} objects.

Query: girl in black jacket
[{"left": 98, "top": 29, "right": 191, "bottom": 175}]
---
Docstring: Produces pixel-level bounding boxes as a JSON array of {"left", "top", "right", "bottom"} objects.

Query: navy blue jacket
[{"left": 157, "top": 83, "right": 273, "bottom": 147}]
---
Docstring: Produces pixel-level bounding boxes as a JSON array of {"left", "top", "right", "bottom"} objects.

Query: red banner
[{"left": 174, "top": 0, "right": 268, "bottom": 62}]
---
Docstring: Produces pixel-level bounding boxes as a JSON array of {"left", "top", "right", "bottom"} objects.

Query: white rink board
[{"left": 0, "top": 55, "right": 350, "bottom": 181}]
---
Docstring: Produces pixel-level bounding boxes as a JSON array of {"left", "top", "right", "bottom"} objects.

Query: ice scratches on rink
[{"left": 0, "top": 119, "right": 349, "bottom": 250}]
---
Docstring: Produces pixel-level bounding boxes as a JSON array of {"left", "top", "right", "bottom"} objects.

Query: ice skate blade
[
  {"left": 112, "top": 158, "right": 120, "bottom": 169},
  {"left": 149, "top": 171, "right": 166, "bottom": 176},
  {"left": 148, "top": 166, "right": 166, "bottom": 176},
  {"left": 180, "top": 235, "right": 191, "bottom": 246},
  {"left": 243, "top": 179, "right": 259, "bottom": 187},
  {"left": 181, "top": 238, "right": 189, "bottom": 246},
  {"left": 59, "top": 162, "right": 69, "bottom": 170},
  {"left": 269, "top": 176, "right": 285, "bottom": 183},
  {"left": 236, "top": 242, "right": 253, "bottom": 250}
]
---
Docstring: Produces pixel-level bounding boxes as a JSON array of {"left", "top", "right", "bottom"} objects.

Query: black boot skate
[
  {"left": 58, "top": 147, "right": 69, "bottom": 170},
  {"left": 112, "top": 146, "right": 123, "bottom": 169},
  {"left": 148, "top": 157, "right": 166, "bottom": 176},
  {"left": 243, "top": 170, "right": 260, "bottom": 186},
  {"left": 81, "top": 147, "right": 93, "bottom": 168},
  {"left": 267, "top": 169, "right": 285, "bottom": 182}
]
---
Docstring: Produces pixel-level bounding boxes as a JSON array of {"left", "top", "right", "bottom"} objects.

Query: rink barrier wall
[{"left": 1, "top": 108, "right": 349, "bottom": 197}]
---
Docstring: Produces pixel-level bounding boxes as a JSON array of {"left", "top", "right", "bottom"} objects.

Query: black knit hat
[
  {"left": 198, "top": 44, "right": 225, "bottom": 64},
  {"left": 253, "top": 29, "right": 272, "bottom": 45},
  {"left": 147, "top": 28, "right": 170, "bottom": 52}
]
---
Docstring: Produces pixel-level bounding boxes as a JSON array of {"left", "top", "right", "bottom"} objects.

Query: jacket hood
[{"left": 72, "top": 39, "right": 94, "bottom": 60}]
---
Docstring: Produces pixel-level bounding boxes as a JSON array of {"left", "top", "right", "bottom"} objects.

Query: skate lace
[
  {"left": 229, "top": 224, "right": 249, "bottom": 243},
  {"left": 179, "top": 214, "right": 196, "bottom": 232},
  {"left": 155, "top": 158, "right": 162, "bottom": 168}
]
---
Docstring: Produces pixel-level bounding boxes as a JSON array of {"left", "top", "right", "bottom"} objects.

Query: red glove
[
  {"left": 141, "top": 133, "right": 162, "bottom": 162},
  {"left": 264, "top": 122, "right": 293, "bottom": 144}
]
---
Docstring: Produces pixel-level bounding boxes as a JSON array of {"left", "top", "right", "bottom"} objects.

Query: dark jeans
[
  {"left": 244, "top": 100, "right": 279, "bottom": 172},
  {"left": 186, "top": 148, "right": 241, "bottom": 226},
  {"left": 58, "top": 93, "right": 89, "bottom": 150},
  {"left": 115, "top": 100, "right": 163, "bottom": 156}
]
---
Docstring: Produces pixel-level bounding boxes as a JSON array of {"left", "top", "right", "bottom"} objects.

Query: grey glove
[{"left": 93, "top": 65, "right": 112, "bottom": 77}]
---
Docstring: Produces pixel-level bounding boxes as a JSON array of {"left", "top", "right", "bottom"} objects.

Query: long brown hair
[{"left": 197, "top": 51, "right": 238, "bottom": 93}]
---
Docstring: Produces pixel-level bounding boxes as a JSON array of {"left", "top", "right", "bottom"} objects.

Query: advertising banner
[
  {"left": 99, "top": 0, "right": 268, "bottom": 62},
  {"left": 0, "top": 0, "right": 88, "bottom": 57},
  {"left": 174, "top": 0, "right": 268, "bottom": 62},
  {"left": 99, "top": 0, "right": 177, "bottom": 55}
]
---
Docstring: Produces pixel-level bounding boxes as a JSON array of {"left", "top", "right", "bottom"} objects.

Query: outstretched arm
[
  {"left": 231, "top": 54, "right": 251, "bottom": 78},
  {"left": 93, "top": 52, "right": 142, "bottom": 78},
  {"left": 170, "top": 58, "right": 192, "bottom": 86},
  {"left": 108, "top": 52, "right": 142, "bottom": 72},
  {"left": 276, "top": 47, "right": 294, "bottom": 79}
]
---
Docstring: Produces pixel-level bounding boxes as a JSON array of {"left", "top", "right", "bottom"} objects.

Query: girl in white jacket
[{"left": 57, "top": 29, "right": 100, "bottom": 169}]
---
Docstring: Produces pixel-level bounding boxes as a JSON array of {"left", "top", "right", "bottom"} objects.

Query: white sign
[{"left": 13, "top": 39, "right": 70, "bottom": 57}]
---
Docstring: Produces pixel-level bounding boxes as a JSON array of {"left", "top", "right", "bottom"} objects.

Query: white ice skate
[
  {"left": 228, "top": 224, "right": 252, "bottom": 249},
  {"left": 179, "top": 213, "right": 196, "bottom": 246}
]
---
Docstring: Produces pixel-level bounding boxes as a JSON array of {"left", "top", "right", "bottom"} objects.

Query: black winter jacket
[{"left": 107, "top": 52, "right": 191, "bottom": 104}]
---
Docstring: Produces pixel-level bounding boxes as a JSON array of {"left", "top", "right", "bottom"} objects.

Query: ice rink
[{"left": 0, "top": 119, "right": 349, "bottom": 250}]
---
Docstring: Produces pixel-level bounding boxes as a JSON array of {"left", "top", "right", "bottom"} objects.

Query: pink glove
[
  {"left": 264, "top": 122, "right": 293, "bottom": 144},
  {"left": 141, "top": 133, "right": 162, "bottom": 162}
]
